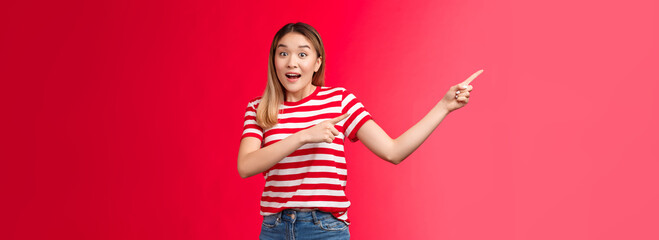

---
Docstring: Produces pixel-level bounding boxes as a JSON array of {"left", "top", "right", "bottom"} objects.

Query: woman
[{"left": 238, "top": 22, "right": 482, "bottom": 240}]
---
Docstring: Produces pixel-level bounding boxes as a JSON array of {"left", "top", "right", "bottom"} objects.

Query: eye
[
  {"left": 299, "top": 52, "right": 307, "bottom": 58},
  {"left": 279, "top": 52, "right": 288, "bottom": 57}
]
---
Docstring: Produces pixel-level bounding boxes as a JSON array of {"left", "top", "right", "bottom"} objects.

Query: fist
[
  {"left": 438, "top": 69, "right": 483, "bottom": 112},
  {"left": 300, "top": 113, "right": 349, "bottom": 144}
]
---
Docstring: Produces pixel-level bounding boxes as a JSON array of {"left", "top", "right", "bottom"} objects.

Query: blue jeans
[{"left": 259, "top": 209, "right": 350, "bottom": 240}]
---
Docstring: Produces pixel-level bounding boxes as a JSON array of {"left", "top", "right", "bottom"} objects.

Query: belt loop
[{"left": 311, "top": 210, "right": 318, "bottom": 224}]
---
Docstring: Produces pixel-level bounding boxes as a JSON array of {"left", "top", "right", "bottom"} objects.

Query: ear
[{"left": 314, "top": 56, "right": 322, "bottom": 72}]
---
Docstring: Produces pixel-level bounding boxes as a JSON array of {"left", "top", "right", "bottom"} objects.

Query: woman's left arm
[{"left": 356, "top": 70, "right": 483, "bottom": 165}]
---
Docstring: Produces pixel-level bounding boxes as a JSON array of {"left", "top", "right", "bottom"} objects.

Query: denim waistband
[{"left": 270, "top": 209, "right": 336, "bottom": 222}]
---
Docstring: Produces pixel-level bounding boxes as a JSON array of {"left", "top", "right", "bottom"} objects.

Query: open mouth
[{"left": 285, "top": 73, "right": 302, "bottom": 79}]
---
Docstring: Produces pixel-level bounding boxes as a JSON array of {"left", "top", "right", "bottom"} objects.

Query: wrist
[
  {"left": 295, "top": 130, "right": 309, "bottom": 144},
  {"left": 435, "top": 101, "right": 451, "bottom": 114}
]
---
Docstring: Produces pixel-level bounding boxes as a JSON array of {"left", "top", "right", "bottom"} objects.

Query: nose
[{"left": 286, "top": 55, "right": 297, "bottom": 69}]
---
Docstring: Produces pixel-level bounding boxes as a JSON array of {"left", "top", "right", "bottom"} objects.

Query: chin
[
  {"left": 281, "top": 85, "right": 296, "bottom": 93},
  {"left": 280, "top": 80, "right": 311, "bottom": 92}
]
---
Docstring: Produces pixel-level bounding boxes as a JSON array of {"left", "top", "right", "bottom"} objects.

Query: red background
[{"left": 2, "top": 0, "right": 658, "bottom": 239}]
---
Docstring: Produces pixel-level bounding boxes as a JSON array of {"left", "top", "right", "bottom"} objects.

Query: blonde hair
[{"left": 256, "top": 22, "right": 326, "bottom": 129}]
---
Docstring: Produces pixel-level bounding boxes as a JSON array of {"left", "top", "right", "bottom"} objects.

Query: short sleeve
[
  {"left": 241, "top": 100, "right": 264, "bottom": 141},
  {"left": 341, "top": 89, "right": 373, "bottom": 142}
]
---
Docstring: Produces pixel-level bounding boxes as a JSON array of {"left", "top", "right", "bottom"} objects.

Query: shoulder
[
  {"left": 245, "top": 96, "right": 262, "bottom": 110},
  {"left": 318, "top": 86, "right": 350, "bottom": 96}
]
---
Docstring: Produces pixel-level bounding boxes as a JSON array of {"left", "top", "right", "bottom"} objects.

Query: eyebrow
[{"left": 277, "top": 44, "right": 311, "bottom": 49}]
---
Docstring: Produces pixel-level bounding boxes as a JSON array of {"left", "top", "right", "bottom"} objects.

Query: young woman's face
[{"left": 274, "top": 32, "right": 322, "bottom": 94}]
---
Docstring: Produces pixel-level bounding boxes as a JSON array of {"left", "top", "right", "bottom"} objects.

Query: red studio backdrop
[{"left": 2, "top": 0, "right": 658, "bottom": 239}]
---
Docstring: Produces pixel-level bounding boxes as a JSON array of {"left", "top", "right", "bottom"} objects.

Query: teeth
[{"left": 286, "top": 74, "right": 301, "bottom": 77}]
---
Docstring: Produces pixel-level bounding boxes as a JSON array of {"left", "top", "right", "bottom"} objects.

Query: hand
[
  {"left": 438, "top": 69, "right": 483, "bottom": 112},
  {"left": 300, "top": 113, "right": 350, "bottom": 144}
]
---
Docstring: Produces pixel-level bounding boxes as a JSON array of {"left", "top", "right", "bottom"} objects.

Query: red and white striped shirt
[{"left": 241, "top": 86, "right": 372, "bottom": 224}]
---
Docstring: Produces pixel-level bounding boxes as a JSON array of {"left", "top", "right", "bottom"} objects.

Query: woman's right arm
[
  {"left": 237, "top": 113, "right": 349, "bottom": 178},
  {"left": 237, "top": 132, "right": 307, "bottom": 179}
]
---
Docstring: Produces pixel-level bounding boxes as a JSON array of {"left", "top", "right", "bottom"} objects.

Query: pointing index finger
[
  {"left": 462, "top": 69, "right": 484, "bottom": 86},
  {"left": 329, "top": 113, "right": 350, "bottom": 125}
]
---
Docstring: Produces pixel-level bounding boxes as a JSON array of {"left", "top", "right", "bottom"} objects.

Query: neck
[{"left": 286, "top": 85, "right": 316, "bottom": 102}]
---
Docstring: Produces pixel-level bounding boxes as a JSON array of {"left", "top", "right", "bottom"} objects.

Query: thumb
[{"left": 451, "top": 84, "right": 468, "bottom": 91}]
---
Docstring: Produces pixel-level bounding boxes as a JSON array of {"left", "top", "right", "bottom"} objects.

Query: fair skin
[
  {"left": 237, "top": 32, "right": 483, "bottom": 178},
  {"left": 357, "top": 70, "right": 482, "bottom": 164},
  {"left": 274, "top": 32, "right": 322, "bottom": 102}
]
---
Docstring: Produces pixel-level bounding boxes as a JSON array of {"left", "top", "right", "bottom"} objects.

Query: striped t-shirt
[{"left": 241, "top": 86, "right": 372, "bottom": 224}]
